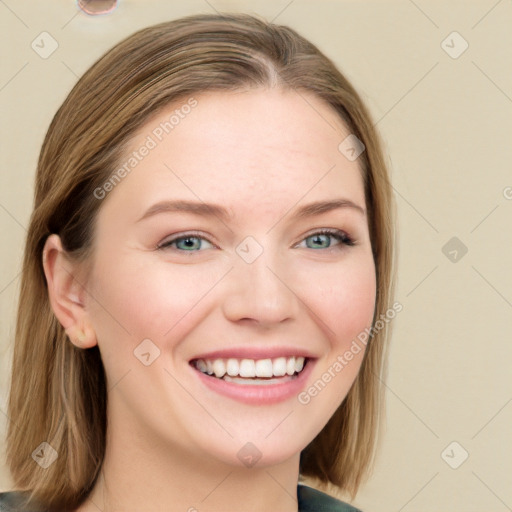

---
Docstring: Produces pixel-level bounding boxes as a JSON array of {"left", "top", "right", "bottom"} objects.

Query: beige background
[{"left": 1, "top": 1, "right": 511, "bottom": 510}]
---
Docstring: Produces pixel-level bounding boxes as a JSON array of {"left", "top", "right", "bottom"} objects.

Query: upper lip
[{"left": 189, "top": 346, "right": 318, "bottom": 361}]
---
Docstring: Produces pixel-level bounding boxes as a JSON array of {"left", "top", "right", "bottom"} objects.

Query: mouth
[{"left": 190, "top": 356, "right": 309, "bottom": 385}]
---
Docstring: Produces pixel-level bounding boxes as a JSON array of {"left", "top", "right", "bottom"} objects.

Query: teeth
[
  {"left": 273, "top": 357, "right": 287, "bottom": 377},
  {"left": 239, "top": 359, "right": 256, "bottom": 378},
  {"left": 223, "top": 375, "right": 291, "bottom": 385},
  {"left": 226, "top": 358, "right": 239, "bottom": 376},
  {"left": 193, "top": 356, "right": 306, "bottom": 379},
  {"left": 255, "top": 359, "right": 273, "bottom": 378},
  {"left": 196, "top": 359, "right": 208, "bottom": 373},
  {"left": 286, "top": 357, "right": 296, "bottom": 376},
  {"left": 212, "top": 359, "right": 226, "bottom": 378}
]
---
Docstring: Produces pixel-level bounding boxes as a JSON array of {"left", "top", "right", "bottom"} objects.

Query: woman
[{"left": 2, "top": 13, "right": 396, "bottom": 512}]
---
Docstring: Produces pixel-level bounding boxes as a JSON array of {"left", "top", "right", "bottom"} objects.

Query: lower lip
[{"left": 191, "top": 359, "right": 316, "bottom": 405}]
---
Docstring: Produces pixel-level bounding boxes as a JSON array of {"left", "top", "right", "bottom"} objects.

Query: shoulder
[
  {"left": 0, "top": 492, "right": 46, "bottom": 512},
  {"left": 297, "top": 484, "right": 363, "bottom": 512}
]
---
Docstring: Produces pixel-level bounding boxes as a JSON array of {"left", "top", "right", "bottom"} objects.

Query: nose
[{"left": 221, "top": 247, "right": 300, "bottom": 328}]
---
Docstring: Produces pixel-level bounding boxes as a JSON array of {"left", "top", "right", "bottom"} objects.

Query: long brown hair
[{"left": 6, "top": 13, "right": 396, "bottom": 510}]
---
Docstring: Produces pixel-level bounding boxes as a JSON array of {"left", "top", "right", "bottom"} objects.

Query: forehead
[{"left": 99, "top": 88, "right": 366, "bottom": 223}]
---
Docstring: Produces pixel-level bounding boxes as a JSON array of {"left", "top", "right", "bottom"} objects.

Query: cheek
[
  {"left": 294, "top": 256, "right": 376, "bottom": 431},
  {"left": 301, "top": 255, "right": 376, "bottom": 349},
  {"left": 87, "top": 252, "right": 222, "bottom": 351}
]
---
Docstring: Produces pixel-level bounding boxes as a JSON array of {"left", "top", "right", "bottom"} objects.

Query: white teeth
[
  {"left": 255, "top": 359, "right": 273, "bottom": 378},
  {"left": 196, "top": 359, "right": 208, "bottom": 373},
  {"left": 212, "top": 359, "right": 226, "bottom": 378},
  {"left": 223, "top": 375, "right": 289, "bottom": 386},
  {"left": 272, "top": 357, "right": 287, "bottom": 377},
  {"left": 226, "top": 358, "right": 239, "bottom": 377},
  {"left": 193, "top": 356, "right": 308, "bottom": 379},
  {"left": 239, "top": 359, "right": 256, "bottom": 378},
  {"left": 286, "top": 357, "right": 296, "bottom": 376}
]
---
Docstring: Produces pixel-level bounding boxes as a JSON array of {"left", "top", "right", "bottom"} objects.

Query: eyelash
[{"left": 156, "top": 228, "right": 356, "bottom": 252}]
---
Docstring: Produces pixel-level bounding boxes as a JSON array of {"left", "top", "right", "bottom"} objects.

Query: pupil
[
  {"left": 311, "top": 234, "right": 328, "bottom": 248},
  {"left": 180, "top": 237, "right": 198, "bottom": 250}
]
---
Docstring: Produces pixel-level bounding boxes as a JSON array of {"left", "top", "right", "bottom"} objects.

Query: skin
[{"left": 43, "top": 88, "right": 376, "bottom": 512}]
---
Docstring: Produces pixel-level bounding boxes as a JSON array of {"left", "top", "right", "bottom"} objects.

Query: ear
[{"left": 42, "top": 234, "right": 97, "bottom": 349}]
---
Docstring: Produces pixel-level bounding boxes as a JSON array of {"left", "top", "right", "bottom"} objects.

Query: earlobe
[
  {"left": 42, "top": 234, "right": 97, "bottom": 349},
  {"left": 65, "top": 325, "right": 97, "bottom": 349}
]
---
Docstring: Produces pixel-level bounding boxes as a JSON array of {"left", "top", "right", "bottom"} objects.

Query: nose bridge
[{"left": 222, "top": 236, "right": 299, "bottom": 325}]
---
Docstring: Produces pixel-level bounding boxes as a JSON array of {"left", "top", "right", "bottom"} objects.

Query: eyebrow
[{"left": 137, "top": 198, "right": 366, "bottom": 223}]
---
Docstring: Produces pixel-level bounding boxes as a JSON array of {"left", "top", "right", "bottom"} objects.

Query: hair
[{"left": 5, "top": 12, "right": 396, "bottom": 511}]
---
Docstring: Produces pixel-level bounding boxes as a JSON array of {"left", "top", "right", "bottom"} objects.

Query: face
[{"left": 83, "top": 88, "right": 376, "bottom": 468}]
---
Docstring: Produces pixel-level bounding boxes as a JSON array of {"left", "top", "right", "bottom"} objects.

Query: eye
[
  {"left": 157, "top": 232, "right": 214, "bottom": 252},
  {"left": 297, "top": 229, "right": 355, "bottom": 250},
  {"left": 156, "top": 229, "right": 355, "bottom": 253}
]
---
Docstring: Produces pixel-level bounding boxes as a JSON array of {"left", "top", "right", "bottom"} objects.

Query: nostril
[{"left": 77, "top": 0, "right": 118, "bottom": 15}]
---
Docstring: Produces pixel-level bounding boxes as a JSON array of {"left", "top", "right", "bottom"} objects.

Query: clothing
[
  {"left": 297, "top": 484, "right": 362, "bottom": 511},
  {"left": 0, "top": 484, "right": 362, "bottom": 511}
]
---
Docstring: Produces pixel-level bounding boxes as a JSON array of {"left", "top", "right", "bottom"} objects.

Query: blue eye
[
  {"left": 158, "top": 234, "right": 213, "bottom": 252},
  {"left": 299, "top": 229, "right": 355, "bottom": 250},
  {"left": 157, "top": 229, "right": 355, "bottom": 252}
]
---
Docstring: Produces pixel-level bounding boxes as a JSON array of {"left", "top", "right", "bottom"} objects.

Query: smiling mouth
[{"left": 190, "top": 356, "right": 308, "bottom": 385}]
